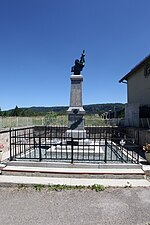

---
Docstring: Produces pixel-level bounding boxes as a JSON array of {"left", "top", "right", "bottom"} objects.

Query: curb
[{"left": 0, "top": 175, "right": 150, "bottom": 187}]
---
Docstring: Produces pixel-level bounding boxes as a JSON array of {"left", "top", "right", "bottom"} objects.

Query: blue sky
[{"left": 0, "top": 0, "right": 150, "bottom": 110}]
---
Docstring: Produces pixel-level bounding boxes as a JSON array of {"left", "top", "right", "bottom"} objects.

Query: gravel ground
[{"left": 0, "top": 187, "right": 150, "bottom": 225}]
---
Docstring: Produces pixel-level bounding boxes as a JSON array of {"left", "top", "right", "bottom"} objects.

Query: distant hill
[
  {"left": 3, "top": 103, "right": 125, "bottom": 117},
  {"left": 83, "top": 103, "right": 124, "bottom": 115},
  {"left": 31, "top": 103, "right": 124, "bottom": 114}
]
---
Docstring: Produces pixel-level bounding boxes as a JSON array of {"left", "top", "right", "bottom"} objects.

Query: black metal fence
[
  {"left": 10, "top": 126, "right": 140, "bottom": 163},
  {"left": 139, "top": 104, "right": 150, "bottom": 118},
  {"left": 139, "top": 105, "right": 150, "bottom": 128}
]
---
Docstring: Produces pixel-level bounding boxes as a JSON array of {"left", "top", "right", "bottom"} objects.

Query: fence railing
[
  {"left": 0, "top": 116, "right": 123, "bottom": 128},
  {"left": 139, "top": 118, "right": 150, "bottom": 129},
  {"left": 139, "top": 104, "right": 150, "bottom": 118},
  {"left": 0, "top": 117, "right": 45, "bottom": 128},
  {"left": 10, "top": 126, "right": 140, "bottom": 163}
]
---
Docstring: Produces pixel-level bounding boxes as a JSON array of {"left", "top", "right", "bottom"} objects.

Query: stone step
[{"left": 1, "top": 165, "right": 145, "bottom": 179}]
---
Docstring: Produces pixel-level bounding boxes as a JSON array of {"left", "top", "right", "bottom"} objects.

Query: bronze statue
[{"left": 71, "top": 50, "right": 85, "bottom": 75}]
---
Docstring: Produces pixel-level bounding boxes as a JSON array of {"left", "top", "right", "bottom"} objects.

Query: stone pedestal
[{"left": 66, "top": 75, "right": 86, "bottom": 138}]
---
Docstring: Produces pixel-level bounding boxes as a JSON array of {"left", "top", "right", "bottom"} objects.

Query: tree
[
  {"left": 2, "top": 111, "right": 8, "bottom": 117},
  {"left": 11, "top": 106, "right": 21, "bottom": 116}
]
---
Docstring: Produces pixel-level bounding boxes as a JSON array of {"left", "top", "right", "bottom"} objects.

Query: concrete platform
[
  {"left": 5, "top": 161, "right": 143, "bottom": 169},
  {"left": 2, "top": 165, "right": 145, "bottom": 175},
  {"left": 1, "top": 162, "right": 146, "bottom": 179},
  {"left": 0, "top": 161, "right": 150, "bottom": 187}
]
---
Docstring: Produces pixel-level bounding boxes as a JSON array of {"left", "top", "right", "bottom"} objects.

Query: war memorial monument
[
  {"left": 66, "top": 50, "right": 86, "bottom": 138},
  {"left": 7, "top": 51, "right": 139, "bottom": 164}
]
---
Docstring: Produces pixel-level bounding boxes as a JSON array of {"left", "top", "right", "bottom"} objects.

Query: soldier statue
[{"left": 71, "top": 50, "right": 85, "bottom": 75}]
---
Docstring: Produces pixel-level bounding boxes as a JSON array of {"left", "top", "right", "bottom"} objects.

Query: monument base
[
  {"left": 67, "top": 73, "right": 86, "bottom": 139},
  {"left": 66, "top": 130, "right": 86, "bottom": 139}
]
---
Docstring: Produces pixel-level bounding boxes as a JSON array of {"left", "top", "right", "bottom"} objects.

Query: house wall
[
  {"left": 124, "top": 127, "right": 150, "bottom": 147},
  {"left": 125, "top": 103, "right": 140, "bottom": 127},
  {"left": 127, "top": 65, "right": 150, "bottom": 104}
]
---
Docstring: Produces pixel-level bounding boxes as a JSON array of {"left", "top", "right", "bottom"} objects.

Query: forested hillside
[{"left": 0, "top": 103, "right": 125, "bottom": 117}]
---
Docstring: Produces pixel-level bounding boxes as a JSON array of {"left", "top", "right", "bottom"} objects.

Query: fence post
[
  {"left": 71, "top": 137, "right": 74, "bottom": 164},
  {"left": 39, "top": 137, "right": 42, "bottom": 161},
  {"left": 14, "top": 130, "right": 17, "bottom": 159},
  {"left": 137, "top": 147, "right": 140, "bottom": 164},
  {"left": 9, "top": 128, "right": 12, "bottom": 161},
  {"left": 104, "top": 133, "right": 107, "bottom": 163},
  {"left": 16, "top": 117, "right": 18, "bottom": 127}
]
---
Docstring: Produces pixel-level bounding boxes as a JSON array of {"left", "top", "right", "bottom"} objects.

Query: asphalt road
[{"left": 0, "top": 187, "right": 150, "bottom": 225}]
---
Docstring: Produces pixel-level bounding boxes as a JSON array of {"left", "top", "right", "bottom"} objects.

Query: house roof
[{"left": 119, "top": 54, "right": 150, "bottom": 83}]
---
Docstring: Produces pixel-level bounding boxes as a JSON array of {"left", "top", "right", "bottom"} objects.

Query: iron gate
[{"left": 10, "top": 126, "right": 140, "bottom": 163}]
